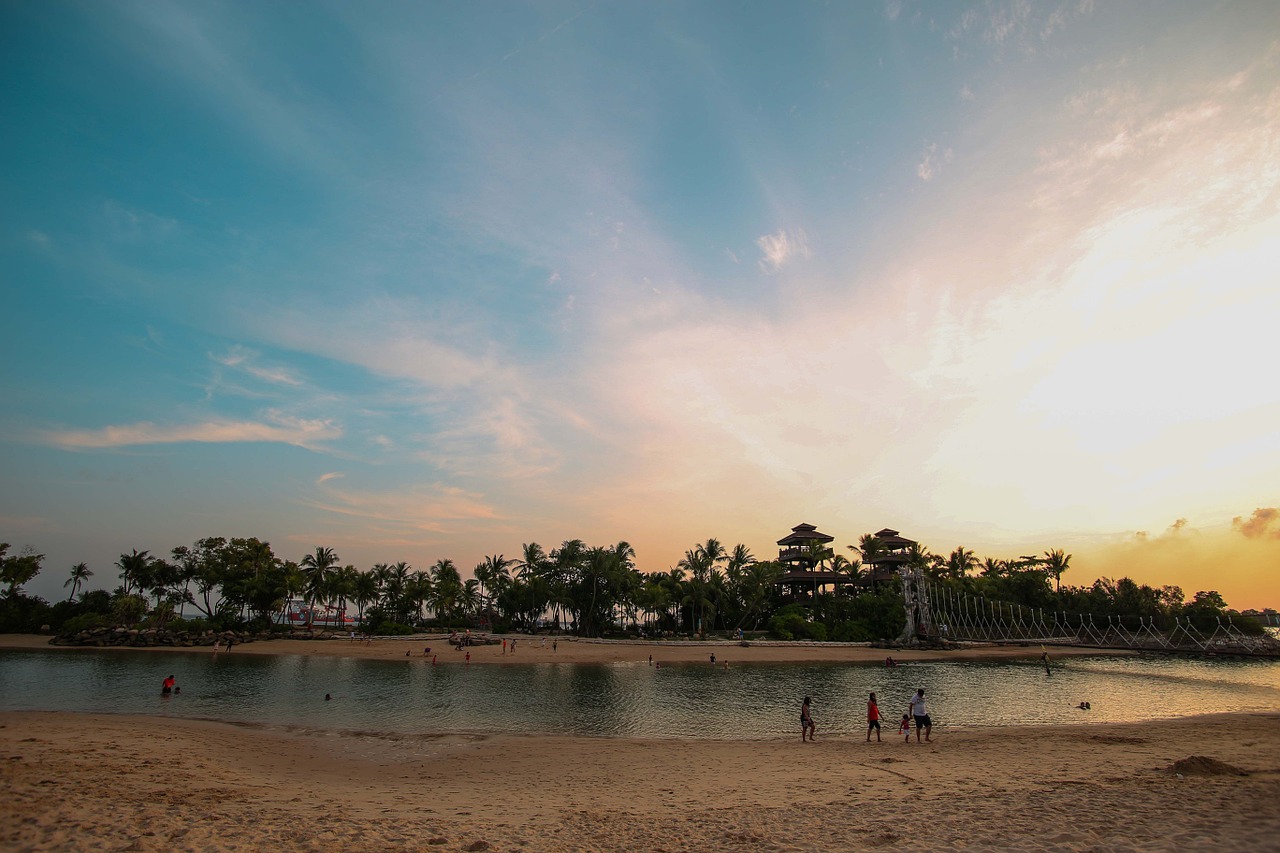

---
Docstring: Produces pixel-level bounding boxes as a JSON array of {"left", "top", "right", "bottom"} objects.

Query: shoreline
[
  {"left": 0, "top": 632, "right": 1133, "bottom": 666},
  {"left": 3, "top": 709, "right": 1277, "bottom": 851}
]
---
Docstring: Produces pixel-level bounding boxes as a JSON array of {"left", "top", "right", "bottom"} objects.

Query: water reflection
[{"left": 2, "top": 650, "right": 1277, "bottom": 740}]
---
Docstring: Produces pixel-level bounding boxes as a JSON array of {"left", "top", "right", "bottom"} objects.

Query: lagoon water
[{"left": 2, "top": 649, "right": 1278, "bottom": 741}]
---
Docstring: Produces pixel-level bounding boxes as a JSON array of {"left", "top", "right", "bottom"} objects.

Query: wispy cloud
[
  {"left": 42, "top": 413, "right": 342, "bottom": 450},
  {"left": 916, "top": 142, "right": 953, "bottom": 181},
  {"left": 756, "top": 229, "right": 810, "bottom": 272},
  {"left": 213, "top": 346, "right": 304, "bottom": 387},
  {"left": 24, "top": 230, "right": 52, "bottom": 249},
  {"left": 302, "top": 478, "right": 501, "bottom": 544}
]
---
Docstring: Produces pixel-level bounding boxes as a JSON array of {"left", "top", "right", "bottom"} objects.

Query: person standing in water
[
  {"left": 800, "top": 696, "right": 816, "bottom": 742},
  {"left": 866, "top": 692, "right": 882, "bottom": 742},
  {"left": 908, "top": 688, "right": 932, "bottom": 743}
]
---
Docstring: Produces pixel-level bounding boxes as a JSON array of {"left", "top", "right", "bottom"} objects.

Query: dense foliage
[{"left": 0, "top": 535, "right": 1259, "bottom": 640}]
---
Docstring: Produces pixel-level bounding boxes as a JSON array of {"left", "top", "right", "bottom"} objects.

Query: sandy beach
[{"left": 2, "top": 708, "right": 1277, "bottom": 852}]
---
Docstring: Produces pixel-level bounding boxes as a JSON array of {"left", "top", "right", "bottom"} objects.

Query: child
[
  {"left": 899, "top": 713, "right": 912, "bottom": 742},
  {"left": 867, "top": 692, "right": 882, "bottom": 743}
]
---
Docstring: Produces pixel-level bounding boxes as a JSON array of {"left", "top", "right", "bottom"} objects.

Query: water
[{"left": 2, "top": 649, "right": 1277, "bottom": 740}]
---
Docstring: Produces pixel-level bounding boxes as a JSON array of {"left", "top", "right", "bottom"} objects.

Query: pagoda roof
[
  {"left": 777, "top": 522, "right": 835, "bottom": 546},
  {"left": 871, "top": 528, "right": 916, "bottom": 550}
]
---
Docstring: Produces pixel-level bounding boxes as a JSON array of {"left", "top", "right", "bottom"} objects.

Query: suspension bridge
[{"left": 897, "top": 567, "right": 1280, "bottom": 657}]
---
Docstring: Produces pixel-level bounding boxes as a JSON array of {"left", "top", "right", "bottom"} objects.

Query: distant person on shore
[
  {"left": 1041, "top": 648, "right": 1052, "bottom": 676},
  {"left": 885, "top": 656, "right": 897, "bottom": 667},
  {"left": 503, "top": 638, "right": 507, "bottom": 655},
  {"left": 899, "top": 713, "right": 912, "bottom": 742},
  {"left": 867, "top": 692, "right": 882, "bottom": 742},
  {"left": 465, "top": 651, "right": 471, "bottom": 664},
  {"left": 161, "top": 675, "right": 176, "bottom": 696},
  {"left": 225, "top": 639, "right": 233, "bottom": 653},
  {"left": 553, "top": 639, "right": 557, "bottom": 653},
  {"left": 800, "top": 696, "right": 816, "bottom": 742},
  {"left": 909, "top": 688, "right": 932, "bottom": 743},
  {"left": 710, "top": 653, "right": 716, "bottom": 666},
  {"left": 1076, "top": 701, "right": 1091, "bottom": 710}
]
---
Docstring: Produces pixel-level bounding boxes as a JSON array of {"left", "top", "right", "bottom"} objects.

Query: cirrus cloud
[{"left": 41, "top": 413, "right": 342, "bottom": 450}]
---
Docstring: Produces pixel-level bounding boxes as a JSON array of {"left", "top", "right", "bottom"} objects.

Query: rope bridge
[{"left": 898, "top": 569, "right": 1280, "bottom": 657}]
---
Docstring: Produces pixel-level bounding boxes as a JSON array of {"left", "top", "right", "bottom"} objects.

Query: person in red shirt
[
  {"left": 866, "top": 691, "right": 882, "bottom": 742},
  {"left": 161, "top": 675, "right": 175, "bottom": 696}
]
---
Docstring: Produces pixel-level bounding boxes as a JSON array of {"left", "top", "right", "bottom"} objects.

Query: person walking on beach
[
  {"left": 909, "top": 688, "right": 932, "bottom": 743},
  {"left": 899, "top": 713, "right": 912, "bottom": 742},
  {"left": 800, "top": 696, "right": 816, "bottom": 742},
  {"left": 866, "top": 692, "right": 882, "bottom": 742}
]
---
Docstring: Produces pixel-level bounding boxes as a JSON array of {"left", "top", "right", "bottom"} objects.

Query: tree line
[{"left": 0, "top": 531, "right": 1252, "bottom": 638}]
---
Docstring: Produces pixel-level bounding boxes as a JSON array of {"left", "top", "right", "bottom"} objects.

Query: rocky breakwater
[{"left": 49, "top": 626, "right": 337, "bottom": 648}]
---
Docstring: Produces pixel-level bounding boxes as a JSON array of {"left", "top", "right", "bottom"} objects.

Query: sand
[
  {"left": 3, "top": 710, "right": 1278, "bottom": 852},
  {"left": 4, "top": 636, "right": 1277, "bottom": 851}
]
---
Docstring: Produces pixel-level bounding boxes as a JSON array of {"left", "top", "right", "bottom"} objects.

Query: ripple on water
[{"left": 2, "top": 649, "right": 1277, "bottom": 739}]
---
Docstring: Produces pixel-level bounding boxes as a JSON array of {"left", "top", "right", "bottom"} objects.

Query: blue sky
[{"left": 4, "top": 1, "right": 1280, "bottom": 607}]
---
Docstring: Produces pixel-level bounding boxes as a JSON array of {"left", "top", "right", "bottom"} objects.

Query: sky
[{"left": 3, "top": 1, "right": 1279, "bottom": 610}]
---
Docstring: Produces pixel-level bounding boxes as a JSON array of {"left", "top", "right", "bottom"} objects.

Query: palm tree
[
  {"left": 353, "top": 569, "right": 379, "bottom": 626},
  {"left": 64, "top": 562, "right": 92, "bottom": 602},
  {"left": 830, "top": 554, "right": 863, "bottom": 595},
  {"left": 1042, "top": 549, "right": 1071, "bottom": 592},
  {"left": 474, "top": 554, "right": 511, "bottom": 628},
  {"left": 945, "top": 547, "right": 978, "bottom": 581},
  {"left": 430, "top": 559, "right": 462, "bottom": 622},
  {"left": 331, "top": 565, "right": 358, "bottom": 627},
  {"left": 409, "top": 570, "right": 432, "bottom": 625},
  {"left": 854, "top": 534, "right": 885, "bottom": 563},
  {"left": 115, "top": 550, "right": 152, "bottom": 597},
  {"left": 515, "top": 543, "right": 546, "bottom": 628},
  {"left": 458, "top": 579, "right": 481, "bottom": 621},
  {"left": 299, "top": 547, "right": 339, "bottom": 628}
]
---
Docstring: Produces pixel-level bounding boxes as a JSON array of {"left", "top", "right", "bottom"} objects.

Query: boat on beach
[{"left": 273, "top": 599, "right": 355, "bottom": 629}]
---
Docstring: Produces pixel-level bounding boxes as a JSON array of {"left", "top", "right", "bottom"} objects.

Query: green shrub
[
  {"left": 58, "top": 612, "right": 108, "bottom": 636},
  {"left": 830, "top": 620, "right": 873, "bottom": 642},
  {"left": 168, "top": 616, "right": 213, "bottom": 634},
  {"left": 370, "top": 620, "right": 415, "bottom": 636}
]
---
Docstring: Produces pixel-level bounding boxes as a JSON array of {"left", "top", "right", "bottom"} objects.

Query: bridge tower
[{"left": 899, "top": 565, "right": 936, "bottom": 643}]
